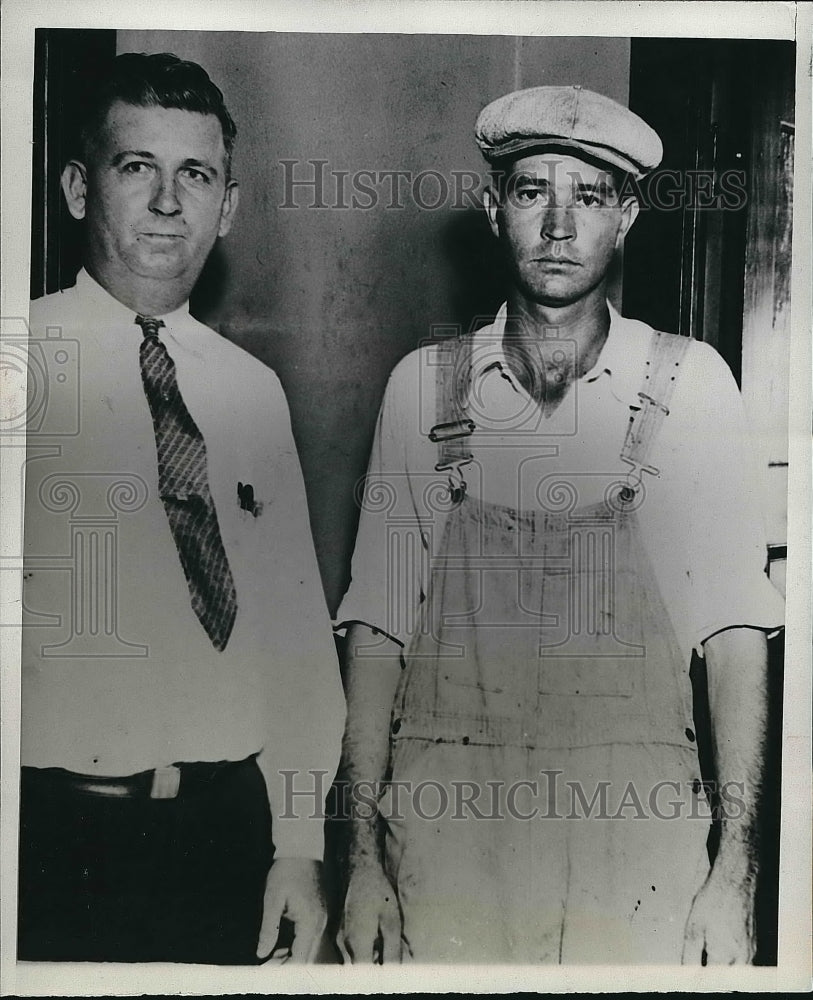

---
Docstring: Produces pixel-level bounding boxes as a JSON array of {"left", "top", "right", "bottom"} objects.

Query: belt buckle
[{"left": 150, "top": 764, "right": 181, "bottom": 799}]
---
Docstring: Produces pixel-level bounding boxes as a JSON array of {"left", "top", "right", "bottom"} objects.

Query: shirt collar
[
  {"left": 470, "top": 300, "right": 644, "bottom": 408},
  {"left": 75, "top": 268, "right": 191, "bottom": 331}
]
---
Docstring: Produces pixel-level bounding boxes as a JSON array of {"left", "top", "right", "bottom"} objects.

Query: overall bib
[{"left": 381, "top": 331, "right": 712, "bottom": 963}]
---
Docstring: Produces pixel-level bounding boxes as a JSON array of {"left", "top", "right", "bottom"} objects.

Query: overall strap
[
  {"left": 430, "top": 334, "right": 476, "bottom": 505},
  {"left": 619, "top": 330, "right": 691, "bottom": 493}
]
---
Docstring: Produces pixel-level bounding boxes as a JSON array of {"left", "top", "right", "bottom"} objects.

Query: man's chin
[
  {"left": 126, "top": 253, "right": 191, "bottom": 282},
  {"left": 526, "top": 288, "right": 585, "bottom": 309}
]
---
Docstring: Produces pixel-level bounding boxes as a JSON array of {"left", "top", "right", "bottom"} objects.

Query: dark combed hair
[{"left": 79, "top": 51, "right": 237, "bottom": 175}]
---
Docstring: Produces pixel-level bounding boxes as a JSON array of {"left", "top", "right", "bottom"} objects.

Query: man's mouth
[{"left": 533, "top": 256, "right": 580, "bottom": 265}]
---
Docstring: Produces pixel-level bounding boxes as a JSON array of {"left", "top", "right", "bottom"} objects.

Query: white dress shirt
[
  {"left": 336, "top": 303, "right": 784, "bottom": 665},
  {"left": 22, "top": 269, "right": 345, "bottom": 860}
]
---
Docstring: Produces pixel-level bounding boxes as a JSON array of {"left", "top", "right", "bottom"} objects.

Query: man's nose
[
  {"left": 149, "top": 174, "right": 182, "bottom": 215},
  {"left": 540, "top": 203, "right": 575, "bottom": 241}
]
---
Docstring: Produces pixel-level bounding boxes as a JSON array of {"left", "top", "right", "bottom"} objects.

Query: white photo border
[{"left": 2, "top": 1, "right": 810, "bottom": 994}]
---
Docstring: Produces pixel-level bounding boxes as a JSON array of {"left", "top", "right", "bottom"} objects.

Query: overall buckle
[
  {"left": 428, "top": 419, "right": 476, "bottom": 443},
  {"left": 637, "top": 391, "right": 670, "bottom": 416},
  {"left": 434, "top": 455, "right": 474, "bottom": 506},
  {"left": 430, "top": 417, "right": 475, "bottom": 506},
  {"left": 617, "top": 456, "right": 659, "bottom": 505}
]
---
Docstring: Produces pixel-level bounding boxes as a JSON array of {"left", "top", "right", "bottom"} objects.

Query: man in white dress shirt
[{"left": 18, "top": 51, "right": 344, "bottom": 964}]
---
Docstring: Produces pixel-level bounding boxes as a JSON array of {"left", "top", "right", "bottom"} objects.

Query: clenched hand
[
  {"left": 682, "top": 866, "right": 757, "bottom": 964},
  {"left": 338, "top": 860, "right": 403, "bottom": 964}
]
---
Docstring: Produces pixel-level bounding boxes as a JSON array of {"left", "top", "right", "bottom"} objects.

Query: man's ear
[
  {"left": 218, "top": 180, "right": 239, "bottom": 238},
  {"left": 483, "top": 184, "right": 501, "bottom": 240},
  {"left": 61, "top": 161, "right": 88, "bottom": 220},
  {"left": 615, "top": 196, "right": 640, "bottom": 248}
]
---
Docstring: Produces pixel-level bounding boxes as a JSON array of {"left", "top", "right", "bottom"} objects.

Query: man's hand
[
  {"left": 256, "top": 858, "right": 326, "bottom": 963},
  {"left": 685, "top": 627, "right": 767, "bottom": 966},
  {"left": 337, "top": 860, "right": 402, "bottom": 964},
  {"left": 682, "top": 865, "right": 757, "bottom": 965}
]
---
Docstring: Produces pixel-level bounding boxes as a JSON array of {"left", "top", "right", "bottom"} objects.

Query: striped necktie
[{"left": 136, "top": 314, "right": 238, "bottom": 651}]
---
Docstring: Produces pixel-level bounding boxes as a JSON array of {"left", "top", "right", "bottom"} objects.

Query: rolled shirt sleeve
[
  {"left": 335, "top": 354, "right": 428, "bottom": 650},
  {"left": 674, "top": 341, "right": 785, "bottom": 652}
]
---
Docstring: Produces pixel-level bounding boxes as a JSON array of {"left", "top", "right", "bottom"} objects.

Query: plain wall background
[{"left": 119, "top": 30, "right": 630, "bottom": 612}]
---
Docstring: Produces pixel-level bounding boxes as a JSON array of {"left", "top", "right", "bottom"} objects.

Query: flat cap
[{"left": 475, "top": 85, "right": 663, "bottom": 178}]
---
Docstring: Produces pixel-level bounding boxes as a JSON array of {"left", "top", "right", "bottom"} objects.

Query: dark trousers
[{"left": 18, "top": 756, "right": 273, "bottom": 964}]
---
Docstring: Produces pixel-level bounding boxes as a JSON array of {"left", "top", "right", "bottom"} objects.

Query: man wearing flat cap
[{"left": 336, "top": 85, "right": 783, "bottom": 964}]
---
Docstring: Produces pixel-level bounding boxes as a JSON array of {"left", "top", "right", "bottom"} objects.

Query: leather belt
[{"left": 22, "top": 756, "right": 255, "bottom": 800}]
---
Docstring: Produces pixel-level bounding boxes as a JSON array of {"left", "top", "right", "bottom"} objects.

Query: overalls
[{"left": 381, "top": 330, "right": 712, "bottom": 963}]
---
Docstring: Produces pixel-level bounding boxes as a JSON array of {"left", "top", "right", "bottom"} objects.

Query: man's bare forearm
[
  {"left": 703, "top": 626, "right": 770, "bottom": 880},
  {"left": 341, "top": 624, "right": 403, "bottom": 867}
]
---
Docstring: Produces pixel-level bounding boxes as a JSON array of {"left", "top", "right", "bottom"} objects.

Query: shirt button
[
  {"left": 685, "top": 727, "right": 695, "bottom": 742},
  {"left": 391, "top": 718, "right": 402, "bottom": 735}
]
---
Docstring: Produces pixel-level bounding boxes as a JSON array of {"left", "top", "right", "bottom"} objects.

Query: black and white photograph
[{"left": 1, "top": 0, "right": 810, "bottom": 994}]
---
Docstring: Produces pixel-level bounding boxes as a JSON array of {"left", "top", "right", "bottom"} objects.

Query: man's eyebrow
[
  {"left": 182, "top": 158, "right": 219, "bottom": 177},
  {"left": 110, "top": 150, "right": 156, "bottom": 167},
  {"left": 513, "top": 174, "right": 553, "bottom": 187}
]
